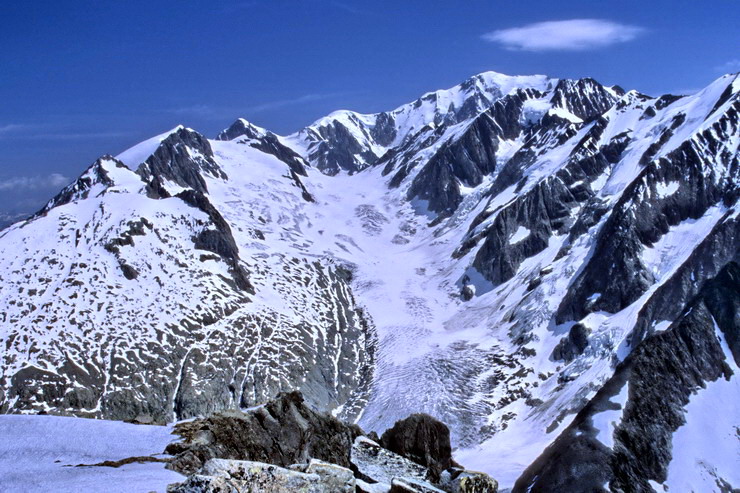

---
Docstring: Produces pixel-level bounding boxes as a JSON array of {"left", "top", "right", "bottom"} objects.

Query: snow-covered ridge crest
[{"left": 269, "top": 71, "right": 559, "bottom": 175}]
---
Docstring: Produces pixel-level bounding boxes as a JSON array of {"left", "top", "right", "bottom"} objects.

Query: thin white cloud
[
  {"left": 247, "top": 93, "right": 345, "bottom": 113},
  {"left": 169, "top": 104, "right": 218, "bottom": 118},
  {"left": 0, "top": 173, "right": 70, "bottom": 192},
  {"left": 0, "top": 124, "right": 128, "bottom": 140},
  {"left": 0, "top": 124, "right": 32, "bottom": 135},
  {"left": 220, "top": 1, "right": 258, "bottom": 13},
  {"left": 715, "top": 59, "right": 740, "bottom": 73},
  {"left": 330, "top": 2, "right": 367, "bottom": 15},
  {"left": 168, "top": 93, "right": 344, "bottom": 120},
  {"left": 483, "top": 19, "right": 645, "bottom": 52}
]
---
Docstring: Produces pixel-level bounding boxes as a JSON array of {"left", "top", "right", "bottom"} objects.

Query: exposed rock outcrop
[
  {"left": 380, "top": 414, "right": 454, "bottom": 481},
  {"left": 137, "top": 126, "right": 225, "bottom": 195},
  {"left": 439, "top": 469, "right": 499, "bottom": 493},
  {"left": 167, "top": 458, "right": 355, "bottom": 493},
  {"left": 515, "top": 260, "right": 740, "bottom": 492},
  {"left": 351, "top": 436, "right": 434, "bottom": 487},
  {"left": 165, "top": 392, "right": 498, "bottom": 493},
  {"left": 551, "top": 323, "right": 590, "bottom": 362},
  {"left": 166, "top": 391, "right": 363, "bottom": 475}
]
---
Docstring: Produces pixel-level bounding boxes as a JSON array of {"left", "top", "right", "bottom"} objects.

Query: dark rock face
[
  {"left": 380, "top": 413, "right": 454, "bottom": 481},
  {"left": 404, "top": 113, "right": 500, "bottom": 217},
  {"left": 468, "top": 177, "right": 578, "bottom": 285},
  {"left": 551, "top": 323, "right": 590, "bottom": 362},
  {"left": 550, "top": 78, "right": 621, "bottom": 122},
  {"left": 35, "top": 156, "right": 123, "bottom": 216},
  {"left": 556, "top": 97, "right": 739, "bottom": 324},
  {"left": 390, "top": 88, "right": 547, "bottom": 218},
  {"left": 302, "top": 116, "right": 380, "bottom": 175},
  {"left": 515, "top": 261, "right": 740, "bottom": 492},
  {"left": 608, "top": 262, "right": 740, "bottom": 492},
  {"left": 460, "top": 119, "right": 628, "bottom": 286},
  {"left": 175, "top": 189, "right": 254, "bottom": 293},
  {"left": 166, "top": 391, "right": 364, "bottom": 475},
  {"left": 137, "top": 127, "right": 226, "bottom": 195}
]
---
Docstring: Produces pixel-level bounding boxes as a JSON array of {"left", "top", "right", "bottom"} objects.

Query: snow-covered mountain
[{"left": 1, "top": 70, "right": 738, "bottom": 491}]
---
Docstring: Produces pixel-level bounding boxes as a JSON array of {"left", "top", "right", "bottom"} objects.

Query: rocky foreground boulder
[
  {"left": 166, "top": 391, "right": 363, "bottom": 475},
  {"left": 165, "top": 391, "right": 497, "bottom": 493},
  {"left": 380, "top": 413, "right": 454, "bottom": 481},
  {"left": 169, "top": 458, "right": 356, "bottom": 493}
]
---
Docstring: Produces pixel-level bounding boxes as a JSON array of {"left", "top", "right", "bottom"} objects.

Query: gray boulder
[
  {"left": 166, "top": 391, "right": 363, "bottom": 475},
  {"left": 380, "top": 413, "right": 454, "bottom": 481},
  {"left": 390, "top": 477, "right": 447, "bottom": 492},
  {"left": 167, "top": 458, "right": 354, "bottom": 492},
  {"left": 440, "top": 469, "right": 499, "bottom": 493},
  {"left": 351, "top": 436, "right": 437, "bottom": 489}
]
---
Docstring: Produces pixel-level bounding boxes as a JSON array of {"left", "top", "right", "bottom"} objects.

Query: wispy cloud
[
  {"left": 330, "top": 2, "right": 367, "bottom": 15},
  {"left": 0, "top": 124, "right": 32, "bottom": 135},
  {"left": 247, "top": 93, "right": 340, "bottom": 113},
  {"left": 483, "top": 19, "right": 645, "bottom": 52},
  {"left": 168, "top": 104, "right": 221, "bottom": 119},
  {"left": 0, "top": 173, "right": 70, "bottom": 192},
  {"left": 220, "top": 1, "right": 259, "bottom": 13},
  {"left": 0, "top": 123, "right": 128, "bottom": 140},
  {"left": 168, "top": 93, "right": 348, "bottom": 120},
  {"left": 715, "top": 59, "right": 740, "bottom": 73}
]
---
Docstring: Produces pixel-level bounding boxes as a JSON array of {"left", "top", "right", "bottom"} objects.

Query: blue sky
[{"left": 1, "top": 0, "right": 738, "bottom": 221}]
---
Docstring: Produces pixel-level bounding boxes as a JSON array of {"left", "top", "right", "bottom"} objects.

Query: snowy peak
[
  {"left": 290, "top": 110, "right": 382, "bottom": 175},
  {"left": 216, "top": 118, "right": 270, "bottom": 141},
  {"left": 136, "top": 126, "right": 226, "bottom": 196},
  {"left": 549, "top": 77, "right": 622, "bottom": 122},
  {"left": 115, "top": 125, "right": 185, "bottom": 168},
  {"left": 39, "top": 155, "right": 141, "bottom": 215},
  {"left": 283, "top": 71, "right": 558, "bottom": 175},
  {"left": 217, "top": 118, "right": 310, "bottom": 179},
  {"left": 382, "top": 71, "right": 555, "bottom": 146}
]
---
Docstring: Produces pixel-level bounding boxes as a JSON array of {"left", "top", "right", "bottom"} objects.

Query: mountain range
[{"left": 1, "top": 70, "right": 738, "bottom": 491}]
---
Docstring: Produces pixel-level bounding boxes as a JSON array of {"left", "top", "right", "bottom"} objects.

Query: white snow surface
[
  {"left": 0, "top": 415, "right": 181, "bottom": 492},
  {"left": 591, "top": 381, "right": 630, "bottom": 448},
  {"left": 115, "top": 126, "right": 183, "bottom": 168},
  {"left": 509, "top": 226, "right": 530, "bottom": 244},
  {"left": 641, "top": 205, "right": 727, "bottom": 282}
]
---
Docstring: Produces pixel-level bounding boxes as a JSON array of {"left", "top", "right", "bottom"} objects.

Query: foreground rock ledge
[
  {"left": 168, "top": 458, "right": 356, "bottom": 493},
  {"left": 165, "top": 391, "right": 498, "bottom": 493}
]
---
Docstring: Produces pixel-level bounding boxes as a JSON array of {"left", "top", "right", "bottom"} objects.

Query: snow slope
[{"left": 0, "top": 415, "right": 181, "bottom": 493}]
